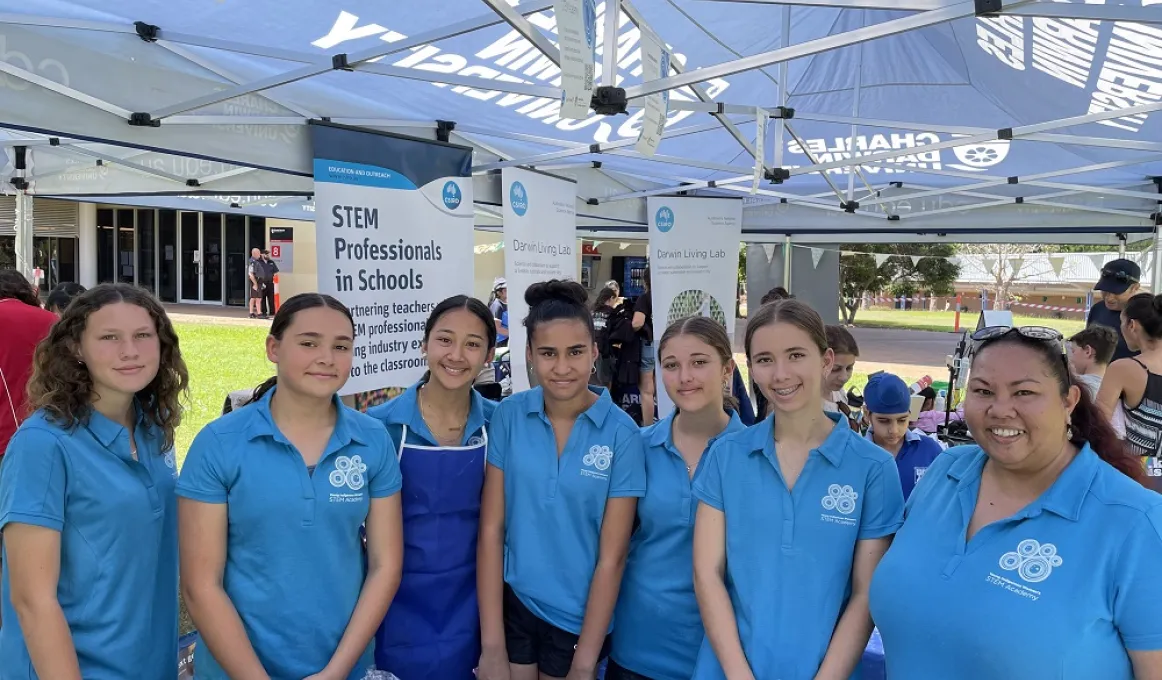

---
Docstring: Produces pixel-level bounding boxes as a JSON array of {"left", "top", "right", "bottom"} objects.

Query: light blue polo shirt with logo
[
  {"left": 176, "top": 388, "right": 402, "bottom": 680},
  {"left": 870, "top": 444, "right": 1162, "bottom": 679},
  {"left": 488, "top": 386, "right": 647, "bottom": 635},
  {"left": 690, "top": 412, "right": 904, "bottom": 680},
  {"left": 0, "top": 407, "right": 179, "bottom": 680},
  {"left": 613, "top": 411, "right": 746, "bottom": 680}
]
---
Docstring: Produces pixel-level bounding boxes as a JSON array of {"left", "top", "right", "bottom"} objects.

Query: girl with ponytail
[
  {"left": 870, "top": 326, "right": 1162, "bottom": 680},
  {"left": 178, "top": 293, "right": 404, "bottom": 680},
  {"left": 477, "top": 280, "right": 646, "bottom": 680},
  {"left": 608, "top": 316, "right": 745, "bottom": 680}
]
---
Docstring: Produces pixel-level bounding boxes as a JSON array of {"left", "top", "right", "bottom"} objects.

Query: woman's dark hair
[
  {"left": 760, "top": 286, "right": 793, "bottom": 305},
  {"left": 27, "top": 283, "right": 189, "bottom": 452},
  {"left": 973, "top": 334, "right": 1146, "bottom": 485},
  {"left": 1122, "top": 293, "right": 1162, "bottom": 340},
  {"left": 825, "top": 325, "right": 860, "bottom": 357},
  {"left": 0, "top": 269, "right": 40, "bottom": 307},
  {"left": 642, "top": 266, "right": 651, "bottom": 292},
  {"left": 252, "top": 293, "right": 354, "bottom": 402},
  {"left": 45, "top": 282, "right": 87, "bottom": 313},
  {"left": 658, "top": 316, "right": 739, "bottom": 412},
  {"left": 592, "top": 287, "right": 617, "bottom": 311},
  {"left": 744, "top": 299, "right": 828, "bottom": 360},
  {"left": 523, "top": 279, "right": 595, "bottom": 343},
  {"left": 423, "top": 295, "right": 497, "bottom": 349}
]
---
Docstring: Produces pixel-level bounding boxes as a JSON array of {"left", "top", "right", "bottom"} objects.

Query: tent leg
[
  {"left": 774, "top": 5, "right": 790, "bottom": 168},
  {"left": 1118, "top": 235, "right": 1126, "bottom": 257},
  {"left": 783, "top": 236, "right": 792, "bottom": 291},
  {"left": 14, "top": 190, "right": 34, "bottom": 283}
]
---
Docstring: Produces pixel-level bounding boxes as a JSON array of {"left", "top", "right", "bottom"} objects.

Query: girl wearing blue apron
[
  {"left": 609, "top": 317, "right": 746, "bottom": 680},
  {"left": 178, "top": 294, "right": 404, "bottom": 680},
  {"left": 0, "top": 283, "right": 189, "bottom": 680},
  {"left": 368, "top": 295, "right": 499, "bottom": 679},
  {"left": 691, "top": 299, "right": 905, "bottom": 680},
  {"left": 478, "top": 280, "right": 647, "bottom": 680}
]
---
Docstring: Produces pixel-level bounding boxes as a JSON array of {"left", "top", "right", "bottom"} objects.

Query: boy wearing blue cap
[{"left": 862, "top": 373, "right": 943, "bottom": 499}]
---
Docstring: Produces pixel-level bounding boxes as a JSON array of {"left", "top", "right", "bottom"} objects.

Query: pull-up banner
[
  {"left": 503, "top": 166, "right": 579, "bottom": 392},
  {"left": 310, "top": 121, "right": 474, "bottom": 395},
  {"left": 647, "top": 197, "right": 743, "bottom": 417}
]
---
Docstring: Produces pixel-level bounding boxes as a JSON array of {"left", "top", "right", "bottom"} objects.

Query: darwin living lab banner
[
  {"left": 647, "top": 197, "right": 742, "bottom": 416},
  {"left": 503, "top": 166, "right": 579, "bottom": 391},
  {"left": 310, "top": 122, "right": 474, "bottom": 395}
]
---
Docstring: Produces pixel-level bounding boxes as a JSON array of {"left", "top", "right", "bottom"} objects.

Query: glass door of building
[{"left": 176, "top": 212, "right": 225, "bottom": 303}]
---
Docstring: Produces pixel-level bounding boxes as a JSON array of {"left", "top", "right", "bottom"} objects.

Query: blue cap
[{"left": 864, "top": 373, "right": 911, "bottom": 415}]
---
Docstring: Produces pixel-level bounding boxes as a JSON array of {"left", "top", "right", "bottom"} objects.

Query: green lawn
[
  {"left": 174, "top": 322, "right": 273, "bottom": 465},
  {"left": 852, "top": 309, "right": 1087, "bottom": 337}
]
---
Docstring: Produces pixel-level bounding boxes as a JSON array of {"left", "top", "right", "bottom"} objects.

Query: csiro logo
[
  {"left": 655, "top": 206, "right": 675, "bottom": 232},
  {"left": 442, "top": 181, "right": 462, "bottom": 210},
  {"left": 510, "top": 181, "right": 529, "bottom": 216},
  {"left": 583, "top": 0, "right": 597, "bottom": 49}
]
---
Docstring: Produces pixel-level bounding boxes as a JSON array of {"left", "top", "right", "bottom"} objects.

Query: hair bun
[
  {"left": 525, "top": 279, "right": 588, "bottom": 308},
  {"left": 1153, "top": 294, "right": 1162, "bottom": 314}
]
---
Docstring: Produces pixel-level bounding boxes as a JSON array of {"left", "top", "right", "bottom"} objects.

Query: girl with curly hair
[{"left": 0, "top": 283, "right": 189, "bottom": 680}]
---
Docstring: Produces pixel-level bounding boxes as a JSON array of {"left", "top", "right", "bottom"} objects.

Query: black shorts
[
  {"left": 503, "top": 583, "right": 610, "bottom": 678},
  {"left": 605, "top": 658, "right": 654, "bottom": 680}
]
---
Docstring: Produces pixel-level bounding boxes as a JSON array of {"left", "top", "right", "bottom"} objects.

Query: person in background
[
  {"left": 862, "top": 373, "right": 943, "bottom": 500},
  {"left": 246, "top": 247, "right": 263, "bottom": 319},
  {"left": 260, "top": 249, "right": 279, "bottom": 318},
  {"left": 489, "top": 278, "right": 509, "bottom": 347},
  {"left": 0, "top": 270, "right": 56, "bottom": 458},
  {"left": 823, "top": 325, "right": 860, "bottom": 426},
  {"left": 44, "top": 282, "right": 86, "bottom": 315},
  {"left": 914, "top": 385, "right": 965, "bottom": 435},
  {"left": 870, "top": 325, "right": 1162, "bottom": 680},
  {"left": 477, "top": 280, "right": 646, "bottom": 680},
  {"left": 632, "top": 267, "right": 656, "bottom": 426},
  {"left": 369, "top": 295, "right": 497, "bottom": 679},
  {"left": 691, "top": 299, "right": 903, "bottom": 679},
  {"left": 178, "top": 293, "right": 404, "bottom": 680},
  {"left": 591, "top": 287, "right": 619, "bottom": 388},
  {"left": 1097, "top": 293, "right": 1162, "bottom": 491},
  {"left": 1088, "top": 258, "right": 1141, "bottom": 362},
  {"left": 1068, "top": 325, "right": 1118, "bottom": 400},
  {"left": 760, "top": 286, "right": 794, "bottom": 305},
  {"left": 0, "top": 283, "right": 189, "bottom": 679},
  {"left": 609, "top": 316, "right": 745, "bottom": 680}
]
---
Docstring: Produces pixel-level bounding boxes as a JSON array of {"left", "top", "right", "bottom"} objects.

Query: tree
[
  {"left": 839, "top": 244, "right": 960, "bottom": 323},
  {"left": 958, "top": 243, "right": 1055, "bottom": 306}
]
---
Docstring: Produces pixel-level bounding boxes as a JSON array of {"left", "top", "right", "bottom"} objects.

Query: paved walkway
[{"left": 163, "top": 303, "right": 271, "bottom": 327}]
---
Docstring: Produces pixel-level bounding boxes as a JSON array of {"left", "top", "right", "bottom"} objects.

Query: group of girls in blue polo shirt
[{"left": 4, "top": 280, "right": 1162, "bottom": 680}]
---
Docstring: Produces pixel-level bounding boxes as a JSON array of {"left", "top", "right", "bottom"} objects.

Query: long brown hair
[
  {"left": 658, "top": 316, "right": 739, "bottom": 412},
  {"left": 27, "top": 283, "right": 189, "bottom": 452}
]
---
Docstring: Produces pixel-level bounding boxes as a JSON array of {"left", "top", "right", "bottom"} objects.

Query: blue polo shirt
[
  {"left": 0, "top": 407, "right": 179, "bottom": 680},
  {"left": 176, "top": 388, "right": 402, "bottom": 680},
  {"left": 690, "top": 413, "right": 905, "bottom": 680},
  {"left": 368, "top": 379, "right": 497, "bottom": 451},
  {"left": 488, "top": 386, "right": 647, "bottom": 634},
  {"left": 865, "top": 428, "right": 944, "bottom": 499},
  {"left": 613, "top": 411, "right": 746, "bottom": 680},
  {"left": 870, "top": 444, "right": 1162, "bottom": 680}
]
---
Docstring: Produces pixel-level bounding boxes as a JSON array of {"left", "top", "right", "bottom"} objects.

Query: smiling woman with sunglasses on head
[
  {"left": 178, "top": 293, "right": 404, "bottom": 680},
  {"left": 870, "top": 325, "right": 1162, "bottom": 680}
]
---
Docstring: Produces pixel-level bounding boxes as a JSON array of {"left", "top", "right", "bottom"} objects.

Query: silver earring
[{"left": 591, "top": 364, "right": 597, "bottom": 375}]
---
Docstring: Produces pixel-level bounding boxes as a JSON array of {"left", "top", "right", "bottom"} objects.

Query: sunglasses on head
[
  {"left": 971, "top": 325, "right": 1070, "bottom": 369},
  {"left": 1101, "top": 268, "right": 1138, "bottom": 284}
]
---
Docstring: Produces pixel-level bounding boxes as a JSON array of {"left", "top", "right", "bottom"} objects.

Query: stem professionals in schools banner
[
  {"left": 310, "top": 121, "right": 474, "bottom": 395},
  {"left": 647, "top": 196, "right": 742, "bottom": 416},
  {"left": 502, "top": 166, "right": 578, "bottom": 391}
]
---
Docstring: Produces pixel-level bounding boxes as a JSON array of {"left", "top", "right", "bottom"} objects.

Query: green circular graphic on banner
[{"left": 667, "top": 290, "right": 727, "bottom": 327}]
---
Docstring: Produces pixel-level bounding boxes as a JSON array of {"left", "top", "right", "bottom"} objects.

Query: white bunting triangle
[
  {"left": 810, "top": 247, "right": 824, "bottom": 269},
  {"left": 591, "top": 240, "right": 603, "bottom": 248},
  {"left": 1009, "top": 257, "right": 1024, "bottom": 277},
  {"left": 910, "top": 255, "right": 922, "bottom": 266},
  {"left": 948, "top": 256, "right": 962, "bottom": 267},
  {"left": 1089, "top": 254, "right": 1106, "bottom": 271},
  {"left": 761, "top": 243, "right": 777, "bottom": 261},
  {"left": 1048, "top": 255, "right": 1066, "bottom": 277},
  {"left": 982, "top": 257, "right": 997, "bottom": 274},
  {"left": 874, "top": 254, "right": 891, "bottom": 268},
  {"left": 620, "top": 242, "right": 631, "bottom": 250}
]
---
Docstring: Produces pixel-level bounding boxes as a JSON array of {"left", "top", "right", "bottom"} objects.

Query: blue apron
[{"left": 375, "top": 425, "right": 488, "bottom": 679}]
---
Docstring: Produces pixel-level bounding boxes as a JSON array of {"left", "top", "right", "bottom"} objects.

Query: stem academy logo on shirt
[
  {"left": 820, "top": 483, "right": 859, "bottom": 527},
  {"left": 986, "top": 539, "right": 1063, "bottom": 602},
  {"left": 581, "top": 445, "right": 612, "bottom": 480},
  {"left": 329, "top": 455, "right": 368, "bottom": 502}
]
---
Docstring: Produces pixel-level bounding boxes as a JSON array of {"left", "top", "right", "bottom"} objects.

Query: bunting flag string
[
  {"left": 761, "top": 243, "right": 777, "bottom": 261},
  {"left": 810, "top": 247, "right": 824, "bottom": 269}
]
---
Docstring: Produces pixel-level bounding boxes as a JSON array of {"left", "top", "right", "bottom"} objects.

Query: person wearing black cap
[{"left": 1088, "top": 258, "right": 1141, "bottom": 361}]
